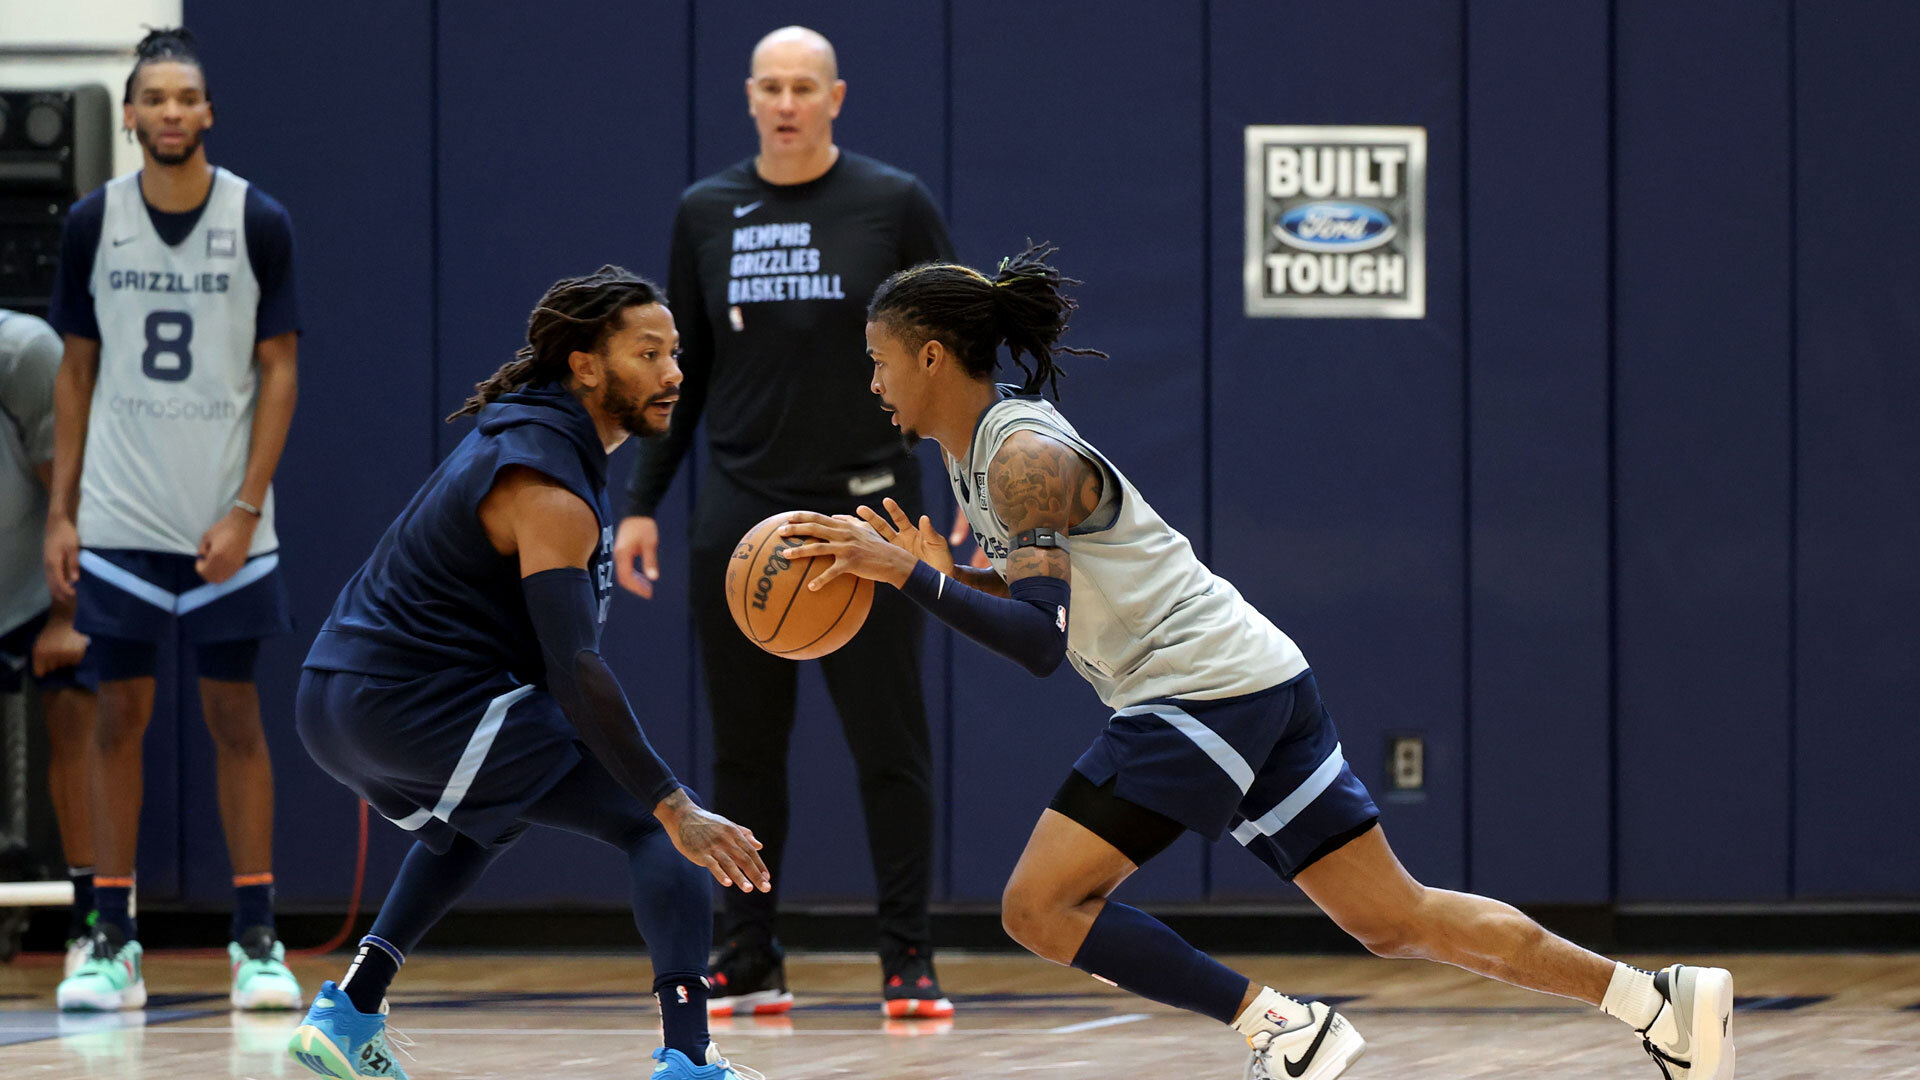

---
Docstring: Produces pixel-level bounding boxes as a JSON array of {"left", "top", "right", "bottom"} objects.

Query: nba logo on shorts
[
  {"left": 676, "top": 986, "right": 689, "bottom": 1004},
  {"left": 207, "top": 228, "right": 237, "bottom": 258}
]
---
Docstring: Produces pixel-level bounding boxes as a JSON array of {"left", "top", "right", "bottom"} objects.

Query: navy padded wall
[
  {"left": 1612, "top": 0, "right": 1792, "bottom": 901},
  {"left": 184, "top": 1, "right": 438, "bottom": 908},
  {"left": 1791, "top": 1, "right": 1920, "bottom": 898},
  {"left": 1208, "top": 0, "right": 1468, "bottom": 897},
  {"left": 944, "top": 1, "right": 1210, "bottom": 904},
  {"left": 172, "top": 1, "right": 1920, "bottom": 911},
  {"left": 688, "top": 2, "right": 952, "bottom": 904},
  {"left": 1462, "top": 0, "right": 1612, "bottom": 902}
]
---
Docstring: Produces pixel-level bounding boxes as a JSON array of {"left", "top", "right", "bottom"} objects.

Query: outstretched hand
[
  {"left": 655, "top": 790, "right": 769, "bottom": 893},
  {"left": 857, "top": 497, "right": 956, "bottom": 576}
]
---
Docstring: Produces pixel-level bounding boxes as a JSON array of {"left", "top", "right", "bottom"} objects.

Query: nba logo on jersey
[{"left": 207, "top": 228, "right": 237, "bottom": 258}]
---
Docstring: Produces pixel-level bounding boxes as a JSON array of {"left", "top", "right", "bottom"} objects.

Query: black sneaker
[
  {"left": 707, "top": 937, "right": 792, "bottom": 1016},
  {"left": 881, "top": 945, "right": 952, "bottom": 1018}
]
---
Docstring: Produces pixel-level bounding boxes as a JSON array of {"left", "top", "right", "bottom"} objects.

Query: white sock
[
  {"left": 1232, "top": 986, "right": 1315, "bottom": 1038},
  {"left": 1600, "top": 963, "right": 1665, "bottom": 1031}
]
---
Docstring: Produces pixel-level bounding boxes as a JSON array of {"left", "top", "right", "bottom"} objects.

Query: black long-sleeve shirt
[{"left": 624, "top": 151, "right": 954, "bottom": 517}]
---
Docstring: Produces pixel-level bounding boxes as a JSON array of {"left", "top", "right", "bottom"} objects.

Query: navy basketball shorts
[
  {"left": 74, "top": 547, "right": 292, "bottom": 681},
  {"left": 0, "top": 608, "right": 98, "bottom": 694},
  {"left": 295, "top": 666, "right": 586, "bottom": 853},
  {"left": 1070, "top": 670, "right": 1380, "bottom": 879}
]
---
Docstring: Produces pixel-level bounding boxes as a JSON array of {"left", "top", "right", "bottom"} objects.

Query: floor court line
[
  {"left": 1046, "top": 1013, "right": 1151, "bottom": 1034},
  {"left": 123, "top": 1025, "right": 1221, "bottom": 1038}
]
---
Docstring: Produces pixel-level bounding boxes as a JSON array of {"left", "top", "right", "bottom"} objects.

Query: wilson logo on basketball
[
  {"left": 726, "top": 512, "right": 874, "bottom": 660},
  {"left": 750, "top": 543, "right": 795, "bottom": 612}
]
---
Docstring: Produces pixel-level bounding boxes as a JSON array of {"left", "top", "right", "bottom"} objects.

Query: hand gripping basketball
[{"left": 778, "top": 510, "right": 920, "bottom": 590}]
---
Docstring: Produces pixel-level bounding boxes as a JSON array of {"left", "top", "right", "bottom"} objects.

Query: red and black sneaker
[
  {"left": 881, "top": 946, "right": 953, "bottom": 1019},
  {"left": 707, "top": 937, "right": 793, "bottom": 1017}
]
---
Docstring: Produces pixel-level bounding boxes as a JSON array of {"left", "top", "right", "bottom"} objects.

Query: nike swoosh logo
[
  {"left": 1653, "top": 969, "right": 1688, "bottom": 1055},
  {"left": 732, "top": 201, "right": 763, "bottom": 218},
  {"left": 1284, "top": 1009, "right": 1337, "bottom": 1077},
  {"left": 112, "top": 236, "right": 138, "bottom": 246}
]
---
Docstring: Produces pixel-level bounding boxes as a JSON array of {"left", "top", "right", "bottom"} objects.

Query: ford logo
[{"left": 1274, "top": 202, "right": 1396, "bottom": 253}]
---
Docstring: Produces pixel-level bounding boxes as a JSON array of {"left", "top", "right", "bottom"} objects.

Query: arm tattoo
[{"left": 987, "top": 431, "right": 1101, "bottom": 582}]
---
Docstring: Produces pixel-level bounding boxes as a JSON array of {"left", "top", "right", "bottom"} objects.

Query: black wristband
[{"left": 1012, "top": 527, "right": 1061, "bottom": 550}]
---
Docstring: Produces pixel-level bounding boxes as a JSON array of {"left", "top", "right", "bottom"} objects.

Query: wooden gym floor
[{"left": 2, "top": 949, "right": 1917, "bottom": 1078}]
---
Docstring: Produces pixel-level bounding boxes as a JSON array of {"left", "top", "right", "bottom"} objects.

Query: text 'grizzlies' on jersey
[
  {"left": 945, "top": 390, "right": 1307, "bottom": 708},
  {"left": 82, "top": 167, "right": 273, "bottom": 556},
  {"left": 304, "top": 382, "right": 615, "bottom": 684}
]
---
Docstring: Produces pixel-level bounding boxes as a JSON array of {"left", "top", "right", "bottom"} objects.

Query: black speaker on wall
[{"left": 0, "top": 83, "right": 112, "bottom": 316}]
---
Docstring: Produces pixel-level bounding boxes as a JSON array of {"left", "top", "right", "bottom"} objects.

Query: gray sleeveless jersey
[
  {"left": 945, "top": 393, "right": 1306, "bottom": 708},
  {"left": 81, "top": 167, "right": 275, "bottom": 556},
  {"left": 0, "top": 310, "right": 61, "bottom": 635}
]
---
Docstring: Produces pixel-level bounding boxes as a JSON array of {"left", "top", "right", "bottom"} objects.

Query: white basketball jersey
[
  {"left": 81, "top": 167, "right": 275, "bottom": 556},
  {"left": 945, "top": 393, "right": 1307, "bottom": 708}
]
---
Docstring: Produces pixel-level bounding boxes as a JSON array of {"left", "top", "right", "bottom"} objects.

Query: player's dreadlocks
[
  {"left": 867, "top": 240, "right": 1107, "bottom": 399},
  {"left": 449, "top": 265, "right": 664, "bottom": 420},
  {"left": 125, "top": 27, "right": 207, "bottom": 103}
]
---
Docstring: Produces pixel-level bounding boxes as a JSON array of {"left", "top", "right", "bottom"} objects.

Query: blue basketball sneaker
[
  {"left": 651, "top": 1045, "right": 764, "bottom": 1079},
  {"left": 287, "top": 980, "right": 413, "bottom": 1079}
]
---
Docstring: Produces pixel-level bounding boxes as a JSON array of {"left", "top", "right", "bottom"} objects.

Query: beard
[
  {"left": 604, "top": 377, "right": 676, "bottom": 438},
  {"left": 136, "top": 123, "right": 204, "bottom": 166}
]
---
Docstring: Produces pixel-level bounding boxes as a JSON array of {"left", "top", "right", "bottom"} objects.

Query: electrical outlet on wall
[{"left": 1388, "top": 735, "right": 1424, "bottom": 791}]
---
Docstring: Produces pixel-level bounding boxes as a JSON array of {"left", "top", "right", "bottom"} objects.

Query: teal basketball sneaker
[
  {"left": 231, "top": 925, "right": 305, "bottom": 1010},
  {"left": 56, "top": 924, "right": 146, "bottom": 1011},
  {"left": 288, "top": 980, "right": 413, "bottom": 1079}
]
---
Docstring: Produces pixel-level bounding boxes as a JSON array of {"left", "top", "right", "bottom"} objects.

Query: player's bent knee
[
  {"left": 1000, "top": 881, "right": 1077, "bottom": 961},
  {"left": 999, "top": 885, "right": 1047, "bottom": 953}
]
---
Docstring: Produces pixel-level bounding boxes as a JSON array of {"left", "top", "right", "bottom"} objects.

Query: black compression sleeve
[
  {"left": 521, "top": 568, "right": 680, "bottom": 806},
  {"left": 898, "top": 561, "right": 1070, "bottom": 677}
]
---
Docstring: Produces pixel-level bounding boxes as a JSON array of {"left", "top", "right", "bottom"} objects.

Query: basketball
[{"left": 725, "top": 511, "right": 874, "bottom": 659}]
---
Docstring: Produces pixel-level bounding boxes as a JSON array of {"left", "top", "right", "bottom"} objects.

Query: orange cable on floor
[{"left": 292, "top": 798, "right": 368, "bottom": 957}]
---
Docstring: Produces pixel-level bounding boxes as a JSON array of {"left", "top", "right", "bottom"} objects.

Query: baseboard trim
[{"left": 15, "top": 901, "right": 1920, "bottom": 956}]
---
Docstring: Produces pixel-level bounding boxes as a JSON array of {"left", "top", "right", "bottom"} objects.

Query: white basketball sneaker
[
  {"left": 1638, "top": 964, "right": 1736, "bottom": 1080},
  {"left": 1245, "top": 1000, "right": 1366, "bottom": 1080}
]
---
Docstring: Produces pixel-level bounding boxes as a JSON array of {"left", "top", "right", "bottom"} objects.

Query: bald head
[
  {"left": 745, "top": 24, "right": 846, "bottom": 179},
  {"left": 750, "top": 25, "right": 838, "bottom": 83}
]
